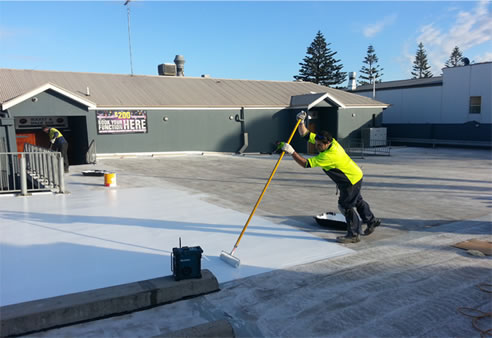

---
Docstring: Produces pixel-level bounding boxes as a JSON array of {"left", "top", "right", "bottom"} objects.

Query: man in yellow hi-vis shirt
[
  {"left": 281, "top": 111, "right": 380, "bottom": 243},
  {"left": 42, "top": 125, "right": 69, "bottom": 173}
]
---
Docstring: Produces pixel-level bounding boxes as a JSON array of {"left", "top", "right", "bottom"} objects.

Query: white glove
[
  {"left": 296, "top": 111, "right": 307, "bottom": 121},
  {"left": 50, "top": 138, "right": 55, "bottom": 144},
  {"left": 282, "top": 143, "right": 295, "bottom": 155}
]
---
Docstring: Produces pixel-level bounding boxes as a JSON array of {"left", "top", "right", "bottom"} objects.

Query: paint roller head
[{"left": 220, "top": 251, "right": 240, "bottom": 268}]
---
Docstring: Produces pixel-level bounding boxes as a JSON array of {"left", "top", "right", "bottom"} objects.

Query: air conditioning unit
[
  {"left": 157, "top": 63, "right": 176, "bottom": 76},
  {"left": 362, "top": 128, "right": 387, "bottom": 147}
]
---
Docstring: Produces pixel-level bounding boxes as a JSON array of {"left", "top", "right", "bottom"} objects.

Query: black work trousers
[
  {"left": 54, "top": 141, "right": 69, "bottom": 173},
  {"left": 337, "top": 179, "right": 375, "bottom": 236}
]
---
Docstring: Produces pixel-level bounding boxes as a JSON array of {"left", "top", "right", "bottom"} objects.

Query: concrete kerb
[{"left": 0, "top": 270, "right": 219, "bottom": 337}]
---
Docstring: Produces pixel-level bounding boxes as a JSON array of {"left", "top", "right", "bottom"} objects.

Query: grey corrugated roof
[
  {"left": 353, "top": 76, "right": 443, "bottom": 92},
  {"left": 0, "top": 68, "right": 387, "bottom": 109}
]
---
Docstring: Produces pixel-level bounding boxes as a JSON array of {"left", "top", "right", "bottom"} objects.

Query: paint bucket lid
[{"left": 82, "top": 170, "right": 108, "bottom": 177}]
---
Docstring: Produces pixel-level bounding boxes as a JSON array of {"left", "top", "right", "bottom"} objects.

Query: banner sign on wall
[{"left": 96, "top": 110, "right": 147, "bottom": 134}]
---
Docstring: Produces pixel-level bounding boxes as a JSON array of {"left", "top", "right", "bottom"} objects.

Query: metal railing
[
  {"left": 341, "top": 139, "right": 391, "bottom": 158},
  {"left": 0, "top": 144, "right": 65, "bottom": 195}
]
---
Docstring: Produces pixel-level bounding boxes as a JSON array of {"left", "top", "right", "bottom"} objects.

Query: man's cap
[{"left": 315, "top": 131, "right": 333, "bottom": 143}]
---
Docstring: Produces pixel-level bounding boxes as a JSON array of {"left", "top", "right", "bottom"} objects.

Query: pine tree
[
  {"left": 445, "top": 46, "right": 464, "bottom": 67},
  {"left": 294, "top": 31, "right": 346, "bottom": 87},
  {"left": 358, "top": 45, "right": 384, "bottom": 85},
  {"left": 411, "top": 42, "right": 433, "bottom": 79}
]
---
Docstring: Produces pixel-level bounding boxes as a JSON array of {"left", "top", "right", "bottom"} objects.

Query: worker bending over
[
  {"left": 42, "top": 125, "right": 69, "bottom": 173},
  {"left": 281, "top": 111, "right": 380, "bottom": 243}
]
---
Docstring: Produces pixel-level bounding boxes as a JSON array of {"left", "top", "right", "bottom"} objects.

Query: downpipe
[
  {"left": 238, "top": 133, "right": 248, "bottom": 154},
  {"left": 236, "top": 107, "right": 248, "bottom": 154}
]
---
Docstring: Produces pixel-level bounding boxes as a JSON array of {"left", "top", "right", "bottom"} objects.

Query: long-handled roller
[{"left": 220, "top": 117, "right": 303, "bottom": 268}]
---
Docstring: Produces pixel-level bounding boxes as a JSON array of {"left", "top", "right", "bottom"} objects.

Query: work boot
[
  {"left": 364, "top": 218, "right": 381, "bottom": 236},
  {"left": 336, "top": 234, "right": 360, "bottom": 243}
]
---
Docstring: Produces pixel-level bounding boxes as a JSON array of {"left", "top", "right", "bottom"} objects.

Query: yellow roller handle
[{"left": 231, "top": 118, "right": 303, "bottom": 252}]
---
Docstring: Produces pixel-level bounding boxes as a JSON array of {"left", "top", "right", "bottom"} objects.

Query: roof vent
[
  {"left": 174, "top": 55, "right": 185, "bottom": 76},
  {"left": 347, "top": 72, "right": 356, "bottom": 90},
  {"left": 201, "top": 74, "right": 211, "bottom": 78},
  {"left": 158, "top": 63, "right": 176, "bottom": 76}
]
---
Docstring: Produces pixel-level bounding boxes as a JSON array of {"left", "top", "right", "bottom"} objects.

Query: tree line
[{"left": 294, "top": 30, "right": 468, "bottom": 88}]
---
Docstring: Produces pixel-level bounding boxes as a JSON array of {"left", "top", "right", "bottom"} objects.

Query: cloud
[
  {"left": 474, "top": 52, "right": 492, "bottom": 63},
  {"left": 363, "top": 14, "right": 397, "bottom": 38},
  {"left": 415, "top": 0, "right": 492, "bottom": 73}
]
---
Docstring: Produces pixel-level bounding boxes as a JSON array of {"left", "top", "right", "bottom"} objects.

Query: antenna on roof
[{"left": 124, "top": 0, "right": 134, "bottom": 76}]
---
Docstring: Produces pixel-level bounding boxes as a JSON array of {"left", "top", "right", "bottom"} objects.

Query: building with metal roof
[
  {"left": 0, "top": 65, "right": 388, "bottom": 163},
  {"left": 351, "top": 61, "right": 491, "bottom": 147}
]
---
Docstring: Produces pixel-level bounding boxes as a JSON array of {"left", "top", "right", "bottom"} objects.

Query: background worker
[
  {"left": 281, "top": 111, "right": 380, "bottom": 243},
  {"left": 42, "top": 125, "right": 69, "bottom": 173}
]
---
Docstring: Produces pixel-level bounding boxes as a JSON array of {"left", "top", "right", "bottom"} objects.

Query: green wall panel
[
  {"left": 337, "top": 108, "right": 383, "bottom": 142},
  {"left": 89, "top": 108, "right": 300, "bottom": 154},
  {"left": 8, "top": 90, "right": 89, "bottom": 117},
  {"left": 5, "top": 89, "right": 385, "bottom": 155}
]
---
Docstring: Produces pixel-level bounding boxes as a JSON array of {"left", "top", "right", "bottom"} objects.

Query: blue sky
[{"left": 0, "top": 1, "right": 491, "bottom": 84}]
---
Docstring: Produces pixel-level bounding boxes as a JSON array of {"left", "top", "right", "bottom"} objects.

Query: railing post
[
  {"left": 20, "top": 154, "right": 28, "bottom": 196},
  {"left": 58, "top": 154, "right": 65, "bottom": 193}
]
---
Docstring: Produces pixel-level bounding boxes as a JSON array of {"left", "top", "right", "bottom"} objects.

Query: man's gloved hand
[
  {"left": 280, "top": 142, "right": 295, "bottom": 155},
  {"left": 50, "top": 138, "right": 55, "bottom": 144},
  {"left": 296, "top": 111, "right": 307, "bottom": 121}
]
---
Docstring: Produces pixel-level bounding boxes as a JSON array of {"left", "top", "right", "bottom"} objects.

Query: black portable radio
[{"left": 171, "top": 239, "right": 203, "bottom": 281}]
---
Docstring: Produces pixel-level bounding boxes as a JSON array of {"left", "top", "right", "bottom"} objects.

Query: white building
[{"left": 352, "top": 61, "right": 491, "bottom": 147}]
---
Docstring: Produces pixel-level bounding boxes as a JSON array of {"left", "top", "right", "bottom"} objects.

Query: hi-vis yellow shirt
[
  {"left": 48, "top": 128, "right": 64, "bottom": 141},
  {"left": 306, "top": 132, "right": 363, "bottom": 187}
]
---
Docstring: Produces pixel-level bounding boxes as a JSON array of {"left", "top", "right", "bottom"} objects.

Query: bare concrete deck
[{"left": 24, "top": 146, "right": 492, "bottom": 337}]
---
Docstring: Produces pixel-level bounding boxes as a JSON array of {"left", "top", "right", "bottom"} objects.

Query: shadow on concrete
[
  {"left": 0, "top": 210, "right": 327, "bottom": 243},
  {"left": 267, "top": 214, "right": 492, "bottom": 238},
  {"left": 267, "top": 215, "right": 346, "bottom": 236},
  {"left": 365, "top": 174, "right": 492, "bottom": 184},
  {"left": 129, "top": 168, "right": 492, "bottom": 195},
  {"left": 373, "top": 217, "right": 492, "bottom": 235}
]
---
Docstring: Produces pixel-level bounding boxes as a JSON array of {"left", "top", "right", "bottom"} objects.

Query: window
[{"left": 470, "top": 96, "right": 481, "bottom": 114}]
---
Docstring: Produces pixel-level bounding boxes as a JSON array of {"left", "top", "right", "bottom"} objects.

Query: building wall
[
  {"left": 86, "top": 109, "right": 241, "bottom": 153},
  {"left": 5, "top": 90, "right": 299, "bottom": 156},
  {"left": 354, "top": 63, "right": 491, "bottom": 144},
  {"left": 3, "top": 87, "right": 389, "bottom": 155},
  {"left": 86, "top": 108, "right": 296, "bottom": 154},
  {"left": 6, "top": 90, "right": 91, "bottom": 163},
  {"left": 367, "top": 86, "right": 442, "bottom": 124},
  {"left": 442, "top": 62, "right": 492, "bottom": 124},
  {"left": 386, "top": 122, "right": 491, "bottom": 141},
  {"left": 7, "top": 90, "right": 89, "bottom": 117},
  {"left": 336, "top": 108, "right": 383, "bottom": 141},
  {"left": 357, "top": 63, "right": 491, "bottom": 125}
]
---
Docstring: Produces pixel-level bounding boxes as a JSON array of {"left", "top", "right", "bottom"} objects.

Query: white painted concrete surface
[{"left": 0, "top": 183, "right": 352, "bottom": 306}]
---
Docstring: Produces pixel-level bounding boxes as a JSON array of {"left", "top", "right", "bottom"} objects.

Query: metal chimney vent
[
  {"left": 174, "top": 55, "right": 185, "bottom": 76},
  {"left": 158, "top": 63, "right": 176, "bottom": 76},
  {"left": 347, "top": 72, "right": 357, "bottom": 90}
]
